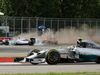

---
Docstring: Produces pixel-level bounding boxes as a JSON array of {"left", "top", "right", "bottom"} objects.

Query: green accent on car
[{"left": 79, "top": 54, "right": 97, "bottom": 61}]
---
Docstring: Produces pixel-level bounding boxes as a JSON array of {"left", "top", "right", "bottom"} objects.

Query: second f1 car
[{"left": 1, "top": 38, "right": 36, "bottom": 45}]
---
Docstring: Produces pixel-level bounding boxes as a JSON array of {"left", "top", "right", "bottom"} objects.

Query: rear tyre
[
  {"left": 29, "top": 41, "right": 34, "bottom": 45},
  {"left": 96, "top": 56, "right": 100, "bottom": 64},
  {"left": 27, "top": 49, "right": 40, "bottom": 56},
  {"left": 45, "top": 49, "right": 61, "bottom": 65},
  {"left": 29, "top": 38, "right": 35, "bottom": 45},
  {"left": 4, "top": 40, "right": 9, "bottom": 45}
]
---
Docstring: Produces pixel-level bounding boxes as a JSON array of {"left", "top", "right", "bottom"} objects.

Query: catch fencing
[{"left": 0, "top": 16, "right": 100, "bottom": 37}]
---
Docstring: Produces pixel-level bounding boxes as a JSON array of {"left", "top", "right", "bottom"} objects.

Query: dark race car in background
[{"left": 42, "top": 38, "right": 58, "bottom": 45}]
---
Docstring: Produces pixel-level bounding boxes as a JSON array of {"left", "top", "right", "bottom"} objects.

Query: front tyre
[{"left": 45, "top": 49, "right": 61, "bottom": 65}]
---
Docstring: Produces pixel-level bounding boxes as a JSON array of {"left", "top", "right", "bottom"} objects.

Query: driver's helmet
[
  {"left": 78, "top": 37, "right": 83, "bottom": 41},
  {"left": 77, "top": 37, "right": 83, "bottom": 46}
]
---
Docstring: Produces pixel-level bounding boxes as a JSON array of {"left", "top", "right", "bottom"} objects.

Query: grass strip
[{"left": 0, "top": 72, "right": 100, "bottom": 75}]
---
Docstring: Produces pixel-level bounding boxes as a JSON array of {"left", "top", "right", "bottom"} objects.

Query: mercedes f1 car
[{"left": 21, "top": 40, "right": 100, "bottom": 65}]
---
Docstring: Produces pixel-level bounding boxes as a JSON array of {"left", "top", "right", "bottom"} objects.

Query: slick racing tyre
[
  {"left": 4, "top": 40, "right": 9, "bottom": 45},
  {"left": 45, "top": 49, "right": 61, "bottom": 65},
  {"left": 96, "top": 56, "right": 100, "bottom": 64},
  {"left": 29, "top": 41, "right": 34, "bottom": 45},
  {"left": 27, "top": 49, "right": 40, "bottom": 56}
]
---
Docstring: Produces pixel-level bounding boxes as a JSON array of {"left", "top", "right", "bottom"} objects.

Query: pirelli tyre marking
[{"left": 45, "top": 49, "right": 61, "bottom": 65}]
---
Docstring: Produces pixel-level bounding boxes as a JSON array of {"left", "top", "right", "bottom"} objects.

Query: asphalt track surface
[
  {"left": 0, "top": 62, "right": 100, "bottom": 74},
  {"left": 0, "top": 45, "right": 61, "bottom": 57},
  {"left": 0, "top": 45, "right": 100, "bottom": 74}
]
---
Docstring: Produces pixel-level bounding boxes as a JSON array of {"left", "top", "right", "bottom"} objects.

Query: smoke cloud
[{"left": 14, "top": 24, "right": 100, "bottom": 44}]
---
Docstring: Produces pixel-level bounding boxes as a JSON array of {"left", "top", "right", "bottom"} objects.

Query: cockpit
[{"left": 77, "top": 40, "right": 100, "bottom": 49}]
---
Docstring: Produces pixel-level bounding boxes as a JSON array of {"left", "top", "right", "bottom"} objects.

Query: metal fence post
[
  {"left": 29, "top": 17, "right": 30, "bottom": 35},
  {"left": 96, "top": 20, "right": 98, "bottom": 35},
  {"left": 5, "top": 17, "right": 7, "bottom": 37},
  {"left": 44, "top": 18, "right": 45, "bottom": 26},
  {"left": 21, "top": 17, "right": 23, "bottom": 35},
  {"left": 77, "top": 19, "right": 79, "bottom": 29},
  {"left": 13, "top": 17, "right": 15, "bottom": 36},
  {"left": 84, "top": 19, "right": 86, "bottom": 30},
  {"left": 90, "top": 20, "right": 92, "bottom": 29},
  {"left": 71, "top": 20, "right": 72, "bottom": 29},
  {"left": 57, "top": 19, "right": 59, "bottom": 31},
  {"left": 36, "top": 17, "right": 38, "bottom": 37},
  {"left": 64, "top": 20, "right": 66, "bottom": 28},
  {"left": 51, "top": 19, "right": 52, "bottom": 30}
]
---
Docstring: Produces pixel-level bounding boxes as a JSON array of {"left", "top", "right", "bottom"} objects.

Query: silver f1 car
[
  {"left": 22, "top": 40, "right": 100, "bottom": 65},
  {"left": 2, "top": 38, "right": 35, "bottom": 45},
  {"left": 14, "top": 38, "right": 30, "bottom": 45}
]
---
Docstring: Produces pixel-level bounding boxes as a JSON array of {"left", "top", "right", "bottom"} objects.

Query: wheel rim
[{"left": 49, "top": 51, "right": 59, "bottom": 62}]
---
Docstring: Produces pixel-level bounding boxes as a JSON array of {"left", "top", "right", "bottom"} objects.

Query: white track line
[{"left": 0, "top": 62, "right": 22, "bottom": 65}]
